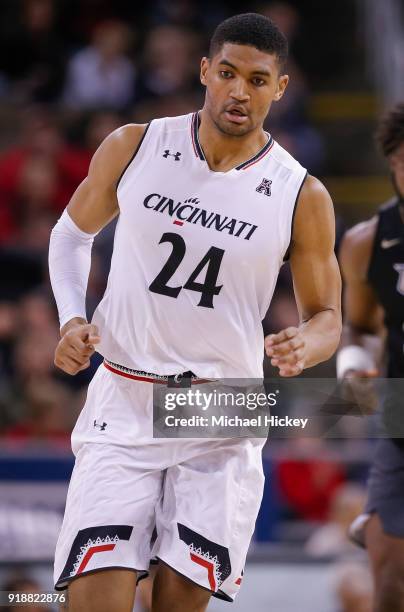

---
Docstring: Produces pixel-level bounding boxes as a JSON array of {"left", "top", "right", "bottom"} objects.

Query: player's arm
[
  {"left": 49, "top": 124, "right": 147, "bottom": 375},
  {"left": 264, "top": 175, "right": 342, "bottom": 376},
  {"left": 337, "top": 218, "right": 384, "bottom": 377}
]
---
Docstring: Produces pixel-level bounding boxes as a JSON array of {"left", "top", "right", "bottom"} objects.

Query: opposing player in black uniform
[{"left": 339, "top": 103, "right": 404, "bottom": 612}]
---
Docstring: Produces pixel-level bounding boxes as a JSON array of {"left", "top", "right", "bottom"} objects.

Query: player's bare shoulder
[
  {"left": 339, "top": 216, "right": 378, "bottom": 282},
  {"left": 66, "top": 123, "right": 148, "bottom": 233},
  {"left": 89, "top": 123, "right": 148, "bottom": 186},
  {"left": 290, "top": 175, "right": 335, "bottom": 255},
  {"left": 298, "top": 174, "right": 334, "bottom": 213}
]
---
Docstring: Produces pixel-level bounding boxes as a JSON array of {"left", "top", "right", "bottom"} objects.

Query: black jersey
[{"left": 367, "top": 198, "right": 404, "bottom": 377}]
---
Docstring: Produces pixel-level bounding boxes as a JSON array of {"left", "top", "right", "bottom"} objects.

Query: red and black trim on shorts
[
  {"left": 55, "top": 525, "right": 134, "bottom": 590},
  {"left": 155, "top": 556, "right": 234, "bottom": 602},
  {"left": 176, "top": 522, "right": 235, "bottom": 602},
  {"left": 55, "top": 522, "right": 239, "bottom": 602},
  {"left": 191, "top": 111, "right": 274, "bottom": 170}
]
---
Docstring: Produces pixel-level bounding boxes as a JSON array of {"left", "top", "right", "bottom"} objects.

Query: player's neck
[{"left": 198, "top": 108, "right": 268, "bottom": 172}]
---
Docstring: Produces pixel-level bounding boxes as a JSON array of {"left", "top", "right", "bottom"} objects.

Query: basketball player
[
  {"left": 49, "top": 13, "right": 341, "bottom": 612},
  {"left": 339, "top": 103, "right": 404, "bottom": 612}
]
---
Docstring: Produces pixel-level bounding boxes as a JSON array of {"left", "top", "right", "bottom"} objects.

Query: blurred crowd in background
[{"left": 1, "top": 0, "right": 403, "bottom": 608}]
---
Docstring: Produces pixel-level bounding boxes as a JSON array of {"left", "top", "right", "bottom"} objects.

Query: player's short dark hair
[
  {"left": 376, "top": 103, "right": 404, "bottom": 157},
  {"left": 209, "top": 13, "right": 288, "bottom": 70}
]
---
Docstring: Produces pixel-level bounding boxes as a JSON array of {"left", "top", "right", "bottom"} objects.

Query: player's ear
[
  {"left": 200, "top": 57, "right": 209, "bottom": 86},
  {"left": 273, "top": 73, "right": 289, "bottom": 102}
]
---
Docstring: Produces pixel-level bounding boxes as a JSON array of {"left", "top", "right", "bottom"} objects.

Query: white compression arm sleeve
[{"left": 48, "top": 209, "right": 99, "bottom": 329}]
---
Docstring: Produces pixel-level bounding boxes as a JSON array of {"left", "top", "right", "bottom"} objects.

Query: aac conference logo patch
[{"left": 255, "top": 178, "right": 272, "bottom": 196}]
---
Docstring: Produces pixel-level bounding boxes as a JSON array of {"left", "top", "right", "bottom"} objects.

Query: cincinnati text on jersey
[{"left": 143, "top": 193, "right": 258, "bottom": 240}]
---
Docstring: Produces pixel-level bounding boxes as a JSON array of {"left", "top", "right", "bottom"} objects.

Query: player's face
[
  {"left": 389, "top": 141, "right": 404, "bottom": 197},
  {"left": 200, "top": 43, "right": 289, "bottom": 137}
]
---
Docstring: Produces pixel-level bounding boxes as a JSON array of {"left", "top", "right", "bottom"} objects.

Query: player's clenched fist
[
  {"left": 54, "top": 319, "right": 100, "bottom": 375},
  {"left": 264, "top": 326, "right": 306, "bottom": 377}
]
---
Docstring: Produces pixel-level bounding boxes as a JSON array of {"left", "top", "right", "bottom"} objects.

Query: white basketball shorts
[{"left": 54, "top": 363, "right": 265, "bottom": 602}]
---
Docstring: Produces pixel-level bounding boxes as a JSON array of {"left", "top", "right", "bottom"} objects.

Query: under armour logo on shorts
[
  {"left": 163, "top": 150, "right": 182, "bottom": 161},
  {"left": 256, "top": 178, "right": 272, "bottom": 196}
]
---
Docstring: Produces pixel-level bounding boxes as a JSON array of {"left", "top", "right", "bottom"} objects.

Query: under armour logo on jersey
[
  {"left": 256, "top": 178, "right": 272, "bottom": 196},
  {"left": 163, "top": 150, "right": 182, "bottom": 161},
  {"left": 394, "top": 263, "right": 404, "bottom": 295},
  {"left": 93, "top": 420, "right": 107, "bottom": 431}
]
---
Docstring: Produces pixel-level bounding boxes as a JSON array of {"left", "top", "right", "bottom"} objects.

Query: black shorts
[{"left": 365, "top": 437, "right": 404, "bottom": 537}]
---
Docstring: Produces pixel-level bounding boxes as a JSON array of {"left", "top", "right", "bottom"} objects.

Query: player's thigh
[
  {"left": 152, "top": 561, "right": 211, "bottom": 612},
  {"left": 67, "top": 568, "right": 136, "bottom": 612}
]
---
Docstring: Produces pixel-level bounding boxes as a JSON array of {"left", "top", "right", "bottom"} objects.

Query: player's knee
[
  {"left": 67, "top": 569, "right": 136, "bottom": 612},
  {"left": 152, "top": 563, "right": 211, "bottom": 612},
  {"left": 164, "top": 571, "right": 206, "bottom": 599}
]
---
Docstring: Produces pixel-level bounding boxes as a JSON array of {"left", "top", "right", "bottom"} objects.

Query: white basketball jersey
[{"left": 92, "top": 112, "right": 307, "bottom": 378}]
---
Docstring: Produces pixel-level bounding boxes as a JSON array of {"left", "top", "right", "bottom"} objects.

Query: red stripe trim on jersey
[
  {"left": 190, "top": 552, "right": 217, "bottom": 591},
  {"left": 77, "top": 544, "right": 116, "bottom": 574},
  {"left": 173, "top": 220, "right": 184, "bottom": 226},
  {"left": 240, "top": 139, "right": 274, "bottom": 170}
]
